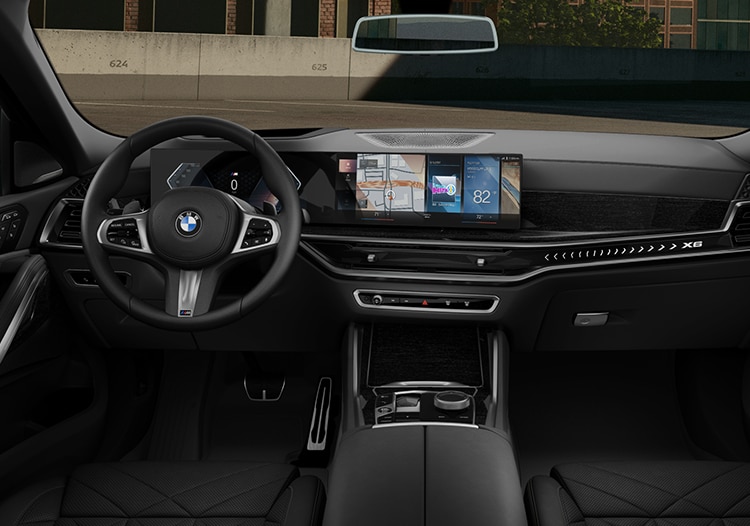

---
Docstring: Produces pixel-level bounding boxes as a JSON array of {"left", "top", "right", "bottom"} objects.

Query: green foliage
[{"left": 496, "top": 0, "right": 663, "bottom": 48}]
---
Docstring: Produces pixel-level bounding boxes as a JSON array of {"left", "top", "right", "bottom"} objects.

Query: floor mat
[
  {"left": 204, "top": 377, "right": 316, "bottom": 463},
  {"left": 509, "top": 350, "right": 698, "bottom": 485},
  {"left": 202, "top": 352, "right": 336, "bottom": 464}
]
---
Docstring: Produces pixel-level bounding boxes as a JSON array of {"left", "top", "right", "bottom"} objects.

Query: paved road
[{"left": 74, "top": 99, "right": 748, "bottom": 138}]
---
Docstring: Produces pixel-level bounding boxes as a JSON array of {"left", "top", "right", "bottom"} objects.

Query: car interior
[{"left": 1, "top": 0, "right": 750, "bottom": 525}]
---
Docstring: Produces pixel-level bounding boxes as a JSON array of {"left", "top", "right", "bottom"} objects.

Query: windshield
[{"left": 29, "top": 0, "right": 749, "bottom": 138}]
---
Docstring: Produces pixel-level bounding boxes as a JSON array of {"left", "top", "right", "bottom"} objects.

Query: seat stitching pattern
[
  {"left": 578, "top": 464, "right": 719, "bottom": 517},
  {"left": 198, "top": 476, "right": 291, "bottom": 517},
  {"left": 14, "top": 485, "right": 65, "bottom": 526},
  {"left": 104, "top": 464, "right": 282, "bottom": 517},
  {"left": 569, "top": 464, "right": 749, "bottom": 518},
  {"left": 720, "top": 492, "right": 750, "bottom": 516},
  {"left": 658, "top": 465, "right": 749, "bottom": 517},
  {"left": 101, "top": 468, "right": 192, "bottom": 518},
  {"left": 65, "top": 478, "right": 130, "bottom": 518},
  {"left": 109, "top": 463, "right": 273, "bottom": 500},
  {"left": 560, "top": 476, "right": 654, "bottom": 517}
]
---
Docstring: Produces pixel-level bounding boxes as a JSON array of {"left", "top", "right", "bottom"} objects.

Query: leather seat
[
  {"left": 0, "top": 461, "right": 325, "bottom": 526},
  {"left": 525, "top": 462, "right": 750, "bottom": 526}
]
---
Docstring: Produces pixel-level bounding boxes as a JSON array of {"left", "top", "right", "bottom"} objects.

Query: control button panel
[
  {"left": 240, "top": 218, "right": 274, "bottom": 249},
  {"left": 106, "top": 218, "right": 142, "bottom": 248},
  {"left": 0, "top": 206, "right": 27, "bottom": 253},
  {"left": 374, "top": 390, "right": 475, "bottom": 425},
  {"left": 355, "top": 290, "right": 499, "bottom": 313}
]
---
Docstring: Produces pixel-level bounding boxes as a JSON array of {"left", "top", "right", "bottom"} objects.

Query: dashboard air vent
[
  {"left": 40, "top": 199, "right": 84, "bottom": 247},
  {"left": 729, "top": 202, "right": 750, "bottom": 247},
  {"left": 63, "top": 176, "right": 91, "bottom": 199},
  {"left": 356, "top": 132, "right": 493, "bottom": 149},
  {"left": 736, "top": 173, "right": 750, "bottom": 200}
]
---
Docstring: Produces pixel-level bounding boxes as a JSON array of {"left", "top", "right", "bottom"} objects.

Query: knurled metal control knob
[{"left": 434, "top": 390, "right": 471, "bottom": 411}]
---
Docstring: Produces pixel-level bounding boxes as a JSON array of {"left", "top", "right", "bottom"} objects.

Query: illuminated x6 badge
[{"left": 175, "top": 211, "right": 201, "bottom": 237}]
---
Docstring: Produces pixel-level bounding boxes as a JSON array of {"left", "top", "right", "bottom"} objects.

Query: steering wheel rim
[{"left": 81, "top": 116, "right": 302, "bottom": 331}]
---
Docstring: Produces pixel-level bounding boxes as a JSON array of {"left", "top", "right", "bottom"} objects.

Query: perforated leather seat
[
  {"left": 0, "top": 461, "right": 325, "bottom": 526},
  {"left": 525, "top": 462, "right": 750, "bottom": 526}
]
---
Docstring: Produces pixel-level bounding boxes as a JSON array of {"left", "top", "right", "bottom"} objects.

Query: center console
[
  {"left": 354, "top": 323, "right": 503, "bottom": 428},
  {"left": 323, "top": 323, "right": 522, "bottom": 526}
]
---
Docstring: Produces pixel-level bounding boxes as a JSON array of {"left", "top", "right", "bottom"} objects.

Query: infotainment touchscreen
[{"left": 334, "top": 153, "right": 521, "bottom": 229}]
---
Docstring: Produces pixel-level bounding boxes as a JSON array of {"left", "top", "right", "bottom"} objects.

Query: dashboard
[{"left": 36, "top": 128, "right": 750, "bottom": 353}]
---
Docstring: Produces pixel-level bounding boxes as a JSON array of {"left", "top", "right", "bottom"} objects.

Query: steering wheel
[{"left": 81, "top": 116, "right": 302, "bottom": 331}]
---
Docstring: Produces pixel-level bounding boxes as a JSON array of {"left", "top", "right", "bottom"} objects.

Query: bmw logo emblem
[{"left": 175, "top": 211, "right": 201, "bottom": 237}]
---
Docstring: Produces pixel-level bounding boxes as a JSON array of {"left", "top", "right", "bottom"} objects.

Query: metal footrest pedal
[{"left": 307, "top": 377, "right": 332, "bottom": 451}]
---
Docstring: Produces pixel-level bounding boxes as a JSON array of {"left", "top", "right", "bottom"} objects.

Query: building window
[
  {"left": 670, "top": 7, "right": 692, "bottom": 26},
  {"left": 670, "top": 33, "right": 692, "bottom": 48},
  {"left": 31, "top": 0, "right": 124, "bottom": 30},
  {"left": 649, "top": 7, "right": 665, "bottom": 23}
]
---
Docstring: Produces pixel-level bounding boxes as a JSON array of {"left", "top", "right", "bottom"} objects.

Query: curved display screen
[
  {"left": 334, "top": 153, "right": 521, "bottom": 229},
  {"left": 150, "top": 148, "right": 522, "bottom": 231}
]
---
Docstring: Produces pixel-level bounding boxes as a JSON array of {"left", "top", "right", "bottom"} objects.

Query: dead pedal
[{"left": 307, "top": 377, "right": 332, "bottom": 451}]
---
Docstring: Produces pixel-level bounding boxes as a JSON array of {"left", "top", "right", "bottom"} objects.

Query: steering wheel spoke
[
  {"left": 97, "top": 211, "right": 153, "bottom": 255},
  {"left": 164, "top": 266, "right": 221, "bottom": 318}
]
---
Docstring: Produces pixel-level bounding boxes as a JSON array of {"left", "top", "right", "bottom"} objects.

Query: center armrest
[{"left": 323, "top": 424, "right": 526, "bottom": 526}]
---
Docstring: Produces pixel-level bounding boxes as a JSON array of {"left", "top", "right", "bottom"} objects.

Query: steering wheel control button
[
  {"left": 175, "top": 210, "right": 202, "bottom": 237},
  {"left": 106, "top": 217, "right": 142, "bottom": 249},
  {"left": 434, "top": 391, "right": 472, "bottom": 412},
  {"left": 241, "top": 217, "right": 275, "bottom": 249}
]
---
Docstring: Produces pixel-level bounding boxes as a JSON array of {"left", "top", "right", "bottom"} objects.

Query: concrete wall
[{"left": 37, "top": 29, "right": 750, "bottom": 101}]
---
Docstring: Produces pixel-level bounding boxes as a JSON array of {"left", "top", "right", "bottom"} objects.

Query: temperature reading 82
[{"left": 473, "top": 189, "right": 492, "bottom": 204}]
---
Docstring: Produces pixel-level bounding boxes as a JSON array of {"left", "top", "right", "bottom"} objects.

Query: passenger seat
[
  {"left": 526, "top": 462, "right": 750, "bottom": 526},
  {"left": 0, "top": 462, "right": 325, "bottom": 526}
]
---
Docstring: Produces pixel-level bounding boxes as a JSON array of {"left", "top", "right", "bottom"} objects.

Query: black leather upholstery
[
  {"left": 526, "top": 462, "right": 750, "bottom": 526},
  {"left": 0, "top": 462, "right": 325, "bottom": 526}
]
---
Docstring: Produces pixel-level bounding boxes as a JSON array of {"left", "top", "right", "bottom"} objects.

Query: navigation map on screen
[{"left": 336, "top": 152, "right": 521, "bottom": 229}]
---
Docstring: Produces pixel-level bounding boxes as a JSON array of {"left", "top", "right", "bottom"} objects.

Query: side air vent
[
  {"left": 356, "top": 132, "right": 493, "bottom": 149},
  {"left": 736, "top": 174, "right": 750, "bottom": 200},
  {"left": 63, "top": 177, "right": 92, "bottom": 199},
  {"left": 40, "top": 199, "right": 84, "bottom": 247},
  {"left": 729, "top": 202, "right": 750, "bottom": 246}
]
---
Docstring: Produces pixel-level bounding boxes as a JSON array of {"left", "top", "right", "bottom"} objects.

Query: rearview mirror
[{"left": 352, "top": 14, "right": 499, "bottom": 55}]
